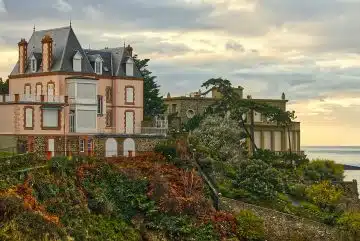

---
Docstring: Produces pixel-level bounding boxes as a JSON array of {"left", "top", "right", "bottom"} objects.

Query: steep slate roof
[{"left": 10, "top": 26, "right": 142, "bottom": 79}]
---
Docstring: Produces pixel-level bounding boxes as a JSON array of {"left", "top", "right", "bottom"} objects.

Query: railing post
[{"left": 1, "top": 94, "right": 4, "bottom": 102}]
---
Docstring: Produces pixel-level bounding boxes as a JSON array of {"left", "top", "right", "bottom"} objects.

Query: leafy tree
[
  {"left": 201, "top": 78, "right": 297, "bottom": 154},
  {"left": 233, "top": 159, "right": 284, "bottom": 200},
  {"left": 302, "top": 159, "right": 344, "bottom": 182},
  {"left": 0, "top": 78, "right": 9, "bottom": 94},
  {"left": 133, "top": 55, "right": 165, "bottom": 119},
  {"left": 305, "top": 181, "right": 342, "bottom": 208},
  {"left": 189, "top": 114, "right": 246, "bottom": 162},
  {"left": 183, "top": 114, "right": 205, "bottom": 132}
]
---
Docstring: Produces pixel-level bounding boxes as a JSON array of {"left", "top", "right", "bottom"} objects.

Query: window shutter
[{"left": 102, "top": 96, "right": 106, "bottom": 115}]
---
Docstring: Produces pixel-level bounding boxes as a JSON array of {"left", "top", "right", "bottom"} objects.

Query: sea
[{"left": 303, "top": 146, "right": 360, "bottom": 193}]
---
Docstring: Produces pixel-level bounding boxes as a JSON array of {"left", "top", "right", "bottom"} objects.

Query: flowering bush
[{"left": 189, "top": 114, "right": 245, "bottom": 162}]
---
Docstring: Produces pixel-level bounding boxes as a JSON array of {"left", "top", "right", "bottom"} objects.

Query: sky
[{"left": 1, "top": 0, "right": 360, "bottom": 146}]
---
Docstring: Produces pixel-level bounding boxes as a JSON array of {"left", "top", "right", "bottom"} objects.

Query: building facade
[
  {"left": 0, "top": 26, "right": 167, "bottom": 157},
  {"left": 164, "top": 87, "right": 302, "bottom": 154}
]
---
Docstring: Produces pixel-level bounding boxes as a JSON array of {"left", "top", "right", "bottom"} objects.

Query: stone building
[{"left": 164, "top": 86, "right": 302, "bottom": 154}]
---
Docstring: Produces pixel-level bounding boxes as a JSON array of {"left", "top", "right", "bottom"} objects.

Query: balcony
[
  {"left": 69, "top": 127, "right": 168, "bottom": 136},
  {"left": 0, "top": 94, "right": 67, "bottom": 104}
]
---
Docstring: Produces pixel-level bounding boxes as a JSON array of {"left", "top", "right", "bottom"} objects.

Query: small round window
[{"left": 186, "top": 109, "right": 195, "bottom": 118}]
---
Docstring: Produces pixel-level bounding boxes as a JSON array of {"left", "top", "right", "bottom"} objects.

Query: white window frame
[
  {"left": 126, "top": 58, "right": 134, "bottom": 76},
  {"left": 30, "top": 56, "right": 37, "bottom": 73},
  {"left": 125, "top": 87, "right": 134, "bottom": 104},
  {"left": 79, "top": 139, "right": 85, "bottom": 153},
  {"left": 94, "top": 56, "right": 103, "bottom": 75},
  {"left": 42, "top": 108, "right": 59, "bottom": 128},
  {"left": 87, "top": 139, "right": 93, "bottom": 152},
  {"left": 73, "top": 51, "right": 83, "bottom": 72},
  {"left": 25, "top": 108, "right": 33, "bottom": 128}
]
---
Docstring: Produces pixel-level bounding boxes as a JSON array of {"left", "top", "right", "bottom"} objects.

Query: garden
[
  {"left": 0, "top": 151, "right": 268, "bottom": 241},
  {"left": 185, "top": 78, "right": 360, "bottom": 240}
]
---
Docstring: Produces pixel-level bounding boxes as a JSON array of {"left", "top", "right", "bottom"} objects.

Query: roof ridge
[
  {"left": 58, "top": 27, "right": 71, "bottom": 71},
  {"left": 35, "top": 26, "right": 70, "bottom": 33}
]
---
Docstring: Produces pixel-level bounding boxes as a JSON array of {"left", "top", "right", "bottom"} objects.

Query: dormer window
[
  {"left": 126, "top": 58, "right": 134, "bottom": 76},
  {"left": 30, "top": 56, "right": 37, "bottom": 73},
  {"left": 95, "top": 57, "right": 103, "bottom": 75},
  {"left": 73, "top": 51, "right": 83, "bottom": 72}
]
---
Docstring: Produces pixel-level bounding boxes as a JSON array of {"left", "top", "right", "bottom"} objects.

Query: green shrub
[
  {"left": 154, "top": 142, "right": 177, "bottom": 161},
  {"left": 146, "top": 213, "right": 219, "bottom": 240},
  {"left": 302, "top": 159, "right": 344, "bottom": 182},
  {"left": 337, "top": 212, "right": 360, "bottom": 239},
  {"left": 233, "top": 159, "right": 284, "bottom": 200},
  {"left": 305, "top": 181, "right": 342, "bottom": 208},
  {"left": 0, "top": 153, "right": 41, "bottom": 175},
  {"left": 0, "top": 196, "right": 67, "bottom": 241},
  {"left": 235, "top": 210, "right": 265, "bottom": 241},
  {"left": 288, "top": 183, "right": 307, "bottom": 200}
]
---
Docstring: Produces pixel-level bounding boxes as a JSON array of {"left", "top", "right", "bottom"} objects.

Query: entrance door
[
  {"left": 123, "top": 138, "right": 135, "bottom": 157},
  {"left": 105, "top": 138, "right": 118, "bottom": 157},
  {"left": 48, "top": 138, "right": 55, "bottom": 157},
  {"left": 125, "top": 111, "right": 134, "bottom": 134}
]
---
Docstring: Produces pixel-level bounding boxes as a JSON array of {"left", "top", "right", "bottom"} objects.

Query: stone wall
[{"left": 220, "top": 197, "right": 340, "bottom": 241}]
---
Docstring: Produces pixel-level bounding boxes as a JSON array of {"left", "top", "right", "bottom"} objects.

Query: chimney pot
[{"left": 18, "top": 39, "right": 28, "bottom": 74}]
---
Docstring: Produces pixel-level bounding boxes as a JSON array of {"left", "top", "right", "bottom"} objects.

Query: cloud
[
  {"left": 53, "top": 0, "right": 72, "bottom": 13},
  {"left": 2, "top": 0, "right": 360, "bottom": 144},
  {"left": 225, "top": 40, "right": 245, "bottom": 52},
  {"left": 0, "top": 0, "right": 6, "bottom": 13}
]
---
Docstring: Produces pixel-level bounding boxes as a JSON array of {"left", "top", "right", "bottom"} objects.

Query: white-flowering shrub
[{"left": 189, "top": 114, "right": 246, "bottom": 162}]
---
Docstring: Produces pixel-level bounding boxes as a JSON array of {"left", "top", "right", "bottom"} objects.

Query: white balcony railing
[
  {"left": 95, "top": 127, "right": 168, "bottom": 136},
  {"left": 0, "top": 94, "right": 66, "bottom": 104}
]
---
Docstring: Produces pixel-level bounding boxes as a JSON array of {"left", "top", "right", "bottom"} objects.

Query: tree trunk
[
  {"left": 250, "top": 109, "right": 256, "bottom": 153},
  {"left": 239, "top": 110, "right": 257, "bottom": 155}
]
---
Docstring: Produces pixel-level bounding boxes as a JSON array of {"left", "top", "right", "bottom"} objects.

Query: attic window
[
  {"left": 30, "top": 56, "right": 37, "bottom": 73},
  {"left": 126, "top": 58, "right": 134, "bottom": 76},
  {"left": 104, "top": 66, "right": 109, "bottom": 72},
  {"left": 73, "top": 51, "right": 83, "bottom": 72},
  {"left": 95, "top": 59, "right": 103, "bottom": 75}
]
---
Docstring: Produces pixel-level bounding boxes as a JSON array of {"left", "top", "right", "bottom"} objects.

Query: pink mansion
[{"left": 0, "top": 26, "right": 167, "bottom": 157}]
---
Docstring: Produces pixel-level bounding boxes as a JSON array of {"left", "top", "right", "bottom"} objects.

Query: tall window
[
  {"left": 31, "top": 58, "right": 36, "bottom": 72},
  {"left": 42, "top": 108, "right": 59, "bottom": 129},
  {"left": 105, "top": 86, "right": 112, "bottom": 103},
  {"left": 125, "top": 86, "right": 134, "bottom": 104},
  {"left": 36, "top": 83, "right": 42, "bottom": 96},
  {"left": 106, "top": 110, "right": 112, "bottom": 127},
  {"left": 95, "top": 60, "right": 102, "bottom": 75},
  {"left": 97, "top": 95, "right": 103, "bottom": 115},
  {"left": 24, "top": 84, "right": 31, "bottom": 95},
  {"left": 87, "top": 139, "right": 93, "bottom": 153},
  {"left": 73, "top": 51, "right": 82, "bottom": 72},
  {"left": 24, "top": 107, "right": 34, "bottom": 129},
  {"left": 79, "top": 139, "right": 85, "bottom": 152},
  {"left": 47, "top": 82, "right": 55, "bottom": 102}
]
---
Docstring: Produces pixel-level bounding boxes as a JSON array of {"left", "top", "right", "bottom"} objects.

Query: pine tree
[
  {"left": 0, "top": 78, "right": 9, "bottom": 94},
  {"left": 133, "top": 55, "right": 165, "bottom": 119}
]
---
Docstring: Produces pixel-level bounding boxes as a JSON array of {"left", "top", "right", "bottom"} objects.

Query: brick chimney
[
  {"left": 41, "top": 34, "right": 53, "bottom": 72},
  {"left": 18, "top": 39, "right": 28, "bottom": 74}
]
